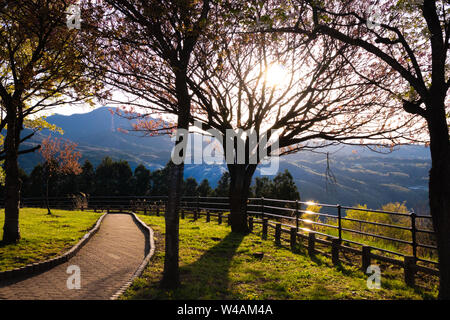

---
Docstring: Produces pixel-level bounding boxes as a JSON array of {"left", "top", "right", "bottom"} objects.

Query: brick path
[{"left": 0, "top": 214, "right": 146, "bottom": 300}]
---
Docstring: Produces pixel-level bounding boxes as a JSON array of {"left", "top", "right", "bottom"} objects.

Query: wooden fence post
[
  {"left": 362, "top": 246, "right": 371, "bottom": 271},
  {"left": 262, "top": 218, "right": 268, "bottom": 240},
  {"left": 181, "top": 208, "right": 185, "bottom": 219},
  {"left": 227, "top": 214, "right": 231, "bottom": 226},
  {"left": 290, "top": 227, "right": 297, "bottom": 252},
  {"left": 337, "top": 204, "right": 342, "bottom": 242},
  {"left": 248, "top": 217, "right": 254, "bottom": 232},
  {"left": 410, "top": 211, "right": 417, "bottom": 260},
  {"left": 260, "top": 197, "right": 264, "bottom": 219},
  {"left": 206, "top": 210, "right": 210, "bottom": 223},
  {"left": 275, "top": 223, "right": 281, "bottom": 246},
  {"left": 156, "top": 204, "right": 160, "bottom": 217},
  {"left": 331, "top": 239, "right": 340, "bottom": 265},
  {"left": 196, "top": 195, "right": 200, "bottom": 220},
  {"left": 308, "top": 232, "right": 315, "bottom": 256},
  {"left": 218, "top": 212, "right": 222, "bottom": 225},
  {"left": 404, "top": 256, "right": 416, "bottom": 287}
]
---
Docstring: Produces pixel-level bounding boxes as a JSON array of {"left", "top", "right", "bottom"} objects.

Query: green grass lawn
[
  {"left": 121, "top": 214, "right": 438, "bottom": 300},
  {"left": 0, "top": 208, "right": 102, "bottom": 272}
]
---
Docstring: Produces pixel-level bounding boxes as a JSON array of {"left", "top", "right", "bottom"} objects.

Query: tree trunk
[
  {"left": 430, "top": 158, "right": 450, "bottom": 300},
  {"left": 426, "top": 99, "right": 450, "bottom": 300},
  {"left": 160, "top": 70, "right": 190, "bottom": 289},
  {"left": 2, "top": 113, "right": 21, "bottom": 243},
  {"left": 45, "top": 169, "right": 52, "bottom": 215},
  {"left": 160, "top": 160, "right": 184, "bottom": 289},
  {"left": 228, "top": 164, "right": 256, "bottom": 233}
]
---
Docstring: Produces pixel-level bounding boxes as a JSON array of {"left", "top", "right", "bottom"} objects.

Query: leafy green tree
[
  {"left": 133, "top": 164, "right": 151, "bottom": 196},
  {"left": 184, "top": 177, "right": 198, "bottom": 197},
  {"left": 113, "top": 160, "right": 133, "bottom": 196},
  {"left": 271, "top": 170, "right": 300, "bottom": 202},
  {"left": 214, "top": 172, "right": 230, "bottom": 197},
  {"left": 1, "top": 0, "right": 103, "bottom": 242},
  {"left": 17, "top": 167, "right": 28, "bottom": 194},
  {"left": 197, "top": 179, "right": 213, "bottom": 197},
  {"left": 252, "top": 177, "right": 274, "bottom": 198},
  {"left": 94, "top": 157, "right": 133, "bottom": 196},
  {"left": 27, "top": 164, "right": 44, "bottom": 198},
  {"left": 149, "top": 163, "right": 170, "bottom": 197},
  {"left": 57, "top": 172, "right": 79, "bottom": 197},
  {"left": 79, "top": 160, "right": 95, "bottom": 195},
  {"left": 94, "top": 157, "right": 116, "bottom": 196}
]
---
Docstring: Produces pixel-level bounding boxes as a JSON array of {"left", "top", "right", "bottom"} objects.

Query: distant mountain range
[{"left": 19, "top": 107, "right": 431, "bottom": 212}]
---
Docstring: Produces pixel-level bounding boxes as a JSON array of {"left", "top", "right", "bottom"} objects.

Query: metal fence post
[{"left": 337, "top": 204, "right": 342, "bottom": 243}]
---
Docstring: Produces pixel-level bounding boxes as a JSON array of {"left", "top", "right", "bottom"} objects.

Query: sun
[{"left": 265, "top": 63, "right": 287, "bottom": 88}]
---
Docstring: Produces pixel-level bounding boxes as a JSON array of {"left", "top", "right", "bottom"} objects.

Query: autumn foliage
[
  {"left": 39, "top": 136, "right": 82, "bottom": 215},
  {"left": 39, "top": 136, "right": 82, "bottom": 176}
]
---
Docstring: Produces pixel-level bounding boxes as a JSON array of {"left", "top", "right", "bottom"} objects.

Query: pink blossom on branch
[{"left": 39, "top": 136, "right": 82, "bottom": 176}]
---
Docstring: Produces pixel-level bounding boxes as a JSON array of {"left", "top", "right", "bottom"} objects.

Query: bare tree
[
  {"left": 83, "top": 0, "right": 211, "bottom": 289},
  {"left": 258, "top": 0, "right": 450, "bottom": 299},
  {"left": 188, "top": 29, "right": 420, "bottom": 232}
]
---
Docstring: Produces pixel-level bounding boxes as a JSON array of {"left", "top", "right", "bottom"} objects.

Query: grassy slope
[
  {"left": 122, "top": 214, "right": 438, "bottom": 300},
  {"left": 0, "top": 208, "right": 102, "bottom": 272}
]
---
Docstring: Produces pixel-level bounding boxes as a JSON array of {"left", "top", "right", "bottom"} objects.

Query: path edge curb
[
  {"left": 0, "top": 212, "right": 108, "bottom": 282},
  {"left": 110, "top": 211, "right": 155, "bottom": 300}
]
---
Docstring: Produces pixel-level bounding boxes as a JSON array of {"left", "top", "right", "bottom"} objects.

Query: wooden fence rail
[{"left": 7, "top": 195, "right": 439, "bottom": 286}]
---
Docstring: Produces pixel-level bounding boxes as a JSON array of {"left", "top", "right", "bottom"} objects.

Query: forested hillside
[{"left": 17, "top": 107, "right": 430, "bottom": 212}]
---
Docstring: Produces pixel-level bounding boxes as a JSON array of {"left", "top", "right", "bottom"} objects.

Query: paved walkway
[{"left": 0, "top": 214, "right": 146, "bottom": 300}]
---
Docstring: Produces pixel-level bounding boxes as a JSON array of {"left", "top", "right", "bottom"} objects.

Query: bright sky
[{"left": 42, "top": 104, "right": 101, "bottom": 117}]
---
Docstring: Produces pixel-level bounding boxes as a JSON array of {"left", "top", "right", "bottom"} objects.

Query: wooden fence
[{"left": 12, "top": 194, "right": 440, "bottom": 286}]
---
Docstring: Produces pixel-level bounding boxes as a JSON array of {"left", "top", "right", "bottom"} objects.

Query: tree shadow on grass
[{"left": 177, "top": 232, "right": 246, "bottom": 299}]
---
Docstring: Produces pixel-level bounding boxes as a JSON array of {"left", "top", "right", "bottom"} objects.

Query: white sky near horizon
[{"left": 39, "top": 104, "right": 101, "bottom": 117}]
